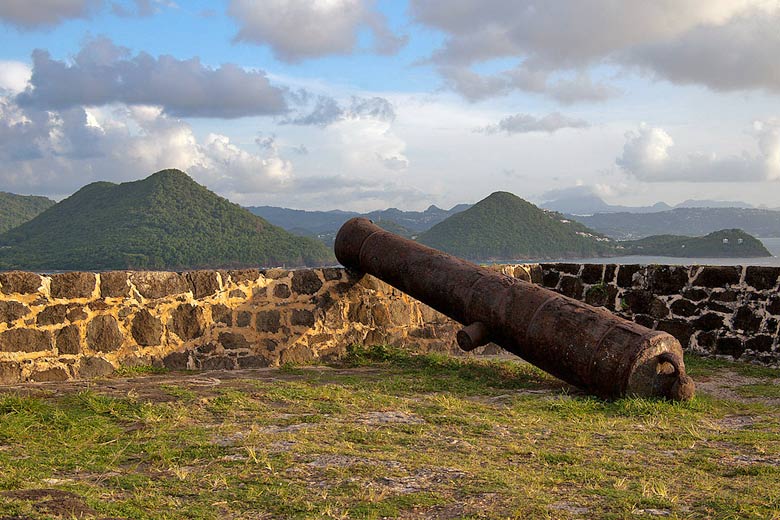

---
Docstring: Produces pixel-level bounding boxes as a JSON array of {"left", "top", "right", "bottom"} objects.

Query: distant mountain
[
  {"left": 247, "top": 203, "right": 470, "bottom": 245},
  {"left": 573, "top": 207, "right": 780, "bottom": 240},
  {"left": 418, "top": 191, "right": 612, "bottom": 261},
  {"left": 618, "top": 229, "right": 770, "bottom": 258},
  {"left": 0, "top": 192, "right": 55, "bottom": 233},
  {"left": 541, "top": 193, "right": 672, "bottom": 215},
  {"left": 0, "top": 169, "right": 332, "bottom": 270},
  {"left": 675, "top": 199, "right": 753, "bottom": 209}
]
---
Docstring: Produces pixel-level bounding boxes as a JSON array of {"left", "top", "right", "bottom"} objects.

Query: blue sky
[{"left": 2, "top": 0, "right": 780, "bottom": 211}]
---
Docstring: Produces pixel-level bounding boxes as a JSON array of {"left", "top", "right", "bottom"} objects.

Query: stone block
[
  {"left": 670, "top": 299, "right": 697, "bottom": 318},
  {"left": 37, "top": 304, "right": 69, "bottom": 326},
  {"left": 273, "top": 283, "right": 291, "bottom": 299},
  {"left": 291, "top": 270, "right": 323, "bottom": 295},
  {"left": 212, "top": 304, "right": 232, "bottom": 326},
  {"left": 291, "top": 309, "right": 315, "bottom": 327},
  {"left": 0, "top": 301, "right": 30, "bottom": 325},
  {"left": 769, "top": 296, "right": 780, "bottom": 316},
  {"left": 131, "top": 309, "right": 163, "bottom": 346},
  {"left": 581, "top": 264, "right": 604, "bottom": 285},
  {"left": 186, "top": 271, "right": 221, "bottom": 299},
  {"left": 87, "top": 315, "right": 123, "bottom": 352},
  {"left": 219, "top": 332, "right": 250, "bottom": 350},
  {"left": 236, "top": 311, "right": 251, "bottom": 327},
  {"left": 66, "top": 305, "right": 88, "bottom": 322},
  {"left": 710, "top": 290, "right": 739, "bottom": 302},
  {"left": 701, "top": 301, "right": 732, "bottom": 314},
  {"left": 170, "top": 304, "right": 204, "bottom": 341},
  {"left": 100, "top": 271, "right": 131, "bottom": 298},
  {"left": 745, "top": 266, "right": 780, "bottom": 291},
  {"left": 682, "top": 288, "right": 708, "bottom": 302},
  {"left": 745, "top": 335, "right": 774, "bottom": 353},
  {"left": 656, "top": 319, "right": 694, "bottom": 347},
  {"left": 280, "top": 344, "right": 314, "bottom": 365},
  {"left": 716, "top": 336, "right": 744, "bottom": 358},
  {"left": 547, "top": 263, "right": 580, "bottom": 275},
  {"left": 0, "top": 362, "right": 21, "bottom": 384},
  {"left": 227, "top": 269, "right": 262, "bottom": 283},
  {"left": 647, "top": 266, "right": 689, "bottom": 295},
  {"left": 696, "top": 331, "right": 718, "bottom": 349},
  {"left": 200, "top": 356, "right": 238, "bottom": 370},
  {"left": 0, "top": 328, "right": 52, "bottom": 353},
  {"left": 634, "top": 314, "right": 656, "bottom": 328},
  {"left": 322, "top": 268, "right": 343, "bottom": 281},
  {"left": 693, "top": 266, "right": 741, "bottom": 288},
  {"left": 163, "top": 351, "right": 191, "bottom": 369},
  {"left": 130, "top": 271, "right": 189, "bottom": 299},
  {"left": 30, "top": 367, "right": 70, "bottom": 382},
  {"left": 558, "top": 275, "right": 584, "bottom": 299},
  {"left": 693, "top": 313, "right": 725, "bottom": 332},
  {"left": 0, "top": 271, "right": 42, "bottom": 295},
  {"left": 50, "top": 272, "right": 96, "bottom": 299},
  {"left": 256, "top": 310, "right": 281, "bottom": 333},
  {"left": 78, "top": 357, "right": 114, "bottom": 378},
  {"left": 624, "top": 290, "right": 669, "bottom": 319},
  {"left": 616, "top": 265, "right": 641, "bottom": 288},
  {"left": 733, "top": 306, "right": 763, "bottom": 334},
  {"left": 238, "top": 355, "right": 272, "bottom": 368},
  {"left": 603, "top": 265, "right": 617, "bottom": 283},
  {"left": 541, "top": 269, "right": 560, "bottom": 288},
  {"left": 56, "top": 325, "right": 81, "bottom": 355},
  {"left": 584, "top": 284, "right": 610, "bottom": 307}
]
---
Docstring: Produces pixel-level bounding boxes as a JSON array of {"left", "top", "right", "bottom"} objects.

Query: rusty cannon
[{"left": 334, "top": 218, "right": 695, "bottom": 401}]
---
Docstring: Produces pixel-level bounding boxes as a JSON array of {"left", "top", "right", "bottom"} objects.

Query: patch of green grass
[
  {"left": 1, "top": 348, "right": 779, "bottom": 519},
  {"left": 685, "top": 353, "right": 780, "bottom": 379},
  {"left": 736, "top": 383, "right": 780, "bottom": 398}
]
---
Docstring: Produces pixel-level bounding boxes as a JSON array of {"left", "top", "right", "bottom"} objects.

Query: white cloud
[
  {"left": 617, "top": 121, "right": 780, "bottom": 182},
  {"left": 480, "top": 112, "right": 589, "bottom": 135},
  {"left": 228, "top": 0, "right": 405, "bottom": 62},
  {"left": 0, "top": 0, "right": 101, "bottom": 29},
  {"left": 0, "top": 61, "right": 32, "bottom": 93},
  {"left": 18, "top": 37, "right": 288, "bottom": 118}
]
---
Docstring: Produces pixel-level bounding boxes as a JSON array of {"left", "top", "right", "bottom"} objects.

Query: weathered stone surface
[
  {"left": 131, "top": 272, "right": 188, "bottom": 299},
  {"left": 187, "top": 271, "right": 221, "bottom": 299},
  {"left": 558, "top": 276, "right": 583, "bottom": 299},
  {"left": 710, "top": 290, "right": 739, "bottom": 303},
  {"left": 603, "top": 264, "right": 617, "bottom": 283},
  {"left": 200, "top": 356, "right": 237, "bottom": 370},
  {"left": 88, "top": 301, "right": 109, "bottom": 311},
  {"left": 256, "top": 310, "right": 281, "bottom": 333},
  {"left": 670, "top": 299, "right": 697, "bottom": 318},
  {"left": 30, "top": 367, "right": 70, "bottom": 382},
  {"left": 693, "top": 266, "right": 741, "bottom": 288},
  {"left": 66, "top": 305, "right": 88, "bottom": 322},
  {"left": 131, "top": 309, "right": 163, "bottom": 346},
  {"left": 50, "top": 272, "right": 96, "bottom": 299},
  {"left": 292, "top": 270, "right": 323, "bottom": 295},
  {"left": 696, "top": 331, "right": 718, "bottom": 349},
  {"left": 549, "top": 263, "right": 580, "bottom": 275},
  {"left": 227, "top": 269, "right": 261, "bottom": 283},
  {"left": 252, "top": 286, "right": 268, "bottom": 300},
  {"left": 322, "top": 268, "right": 342, "bottom": 281},
  {"left": 0, "top": 362, "right": 21, "bottom": 384},
  {"left": 78, "top": 357, "right": 114, "bottom": 378},
  {"left": 634, "top": 314, "right": 656, "bottom": 328},
  {"left": 87, "top": 315, "right": 123, "bottom": 352},
  {"left": 541, "top": 269, "right": 560, "bottom": 288},
  {"left": 648, "top": 266, "right": 689, "bottom": 295},
  {"left": 56, "top": 325, "right": 81, "bottom": 355},
  {"left": 0, "top": 328, "right": 52, "bottom": 353},
  {"left": 170, "top": 304, "right": 204, "bottom": 341},
  {"left": 163, "top": 351, "right": 191, "bottom": 369},
  {"left": 219, "top": 332, "right": 250, "bottom": 350},
  {"left": 291, "top": 309, "right": 315, "bottom": 327},
  {"left": 212, "top": 304, "right": 232, "bottom": 326},
  {"left": 264, "top": 268, "right": 288, "bottom": 280},
  {"left": 273, "top": 283, "right": 291, "bottom": 299},
  {"left": 682, "top": 288, "right": 708, "bottom": 302},
  {"left": 693, "top": 313, "right": 725, "bottom": 332},
  {"left": 0, "top": 301, "right": 30, "bottom": 325},
  {"left": 100, "top": 271, "right": 131, "bottom": 298},
  {"left": 236, "top": 311, "right": 251, "bottom": 327},
  {"left": 716, "top": 336, "right": 744, "bottom": 358},
  {"left": 616, "top": 265, "right": 641, "bottom": 288},
  {"left": 238, "top": 355, "right": 271, "bottom": 368},
  {"left": 702, "top": 301, "right": 732, "bottom": 314},
  {"left": 733, "top": 306, "right": 763, "bottom": 334},
  {"left": 584, "top": 285, "right": 610, "bottom": 307},
  {"left": 581, "top": 264, "right": 603, "bottom": 284},
  {"left": 745, "top": 335, "right": 774, "bottom": 352},
  {"left": 657, "top": 319, "right": 694, "bottom": 347},
  {"left": 768, "top": 297, "right": 780, "bottom": 316},
  {"left": 37, "top": 304, "right": 69, "bottom": 326},
  {"left": 280, "top": 344, "right": 314, "bottom": 365},
  {"left": 623, "top": 290, "right": 669, "bottom": 319},
  {"left": 0, "top": 271, "right": 42, "bottom": 295},
  {"left": 745, "top": 266, "right": 780, "bottom": 291}
]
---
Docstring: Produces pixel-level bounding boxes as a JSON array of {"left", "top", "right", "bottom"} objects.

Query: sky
[{"left": 2, "top": 0, "right": 780, "bottom": 212}]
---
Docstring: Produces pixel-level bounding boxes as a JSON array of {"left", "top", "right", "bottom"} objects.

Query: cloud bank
[{"left": 480, "top": 112, "right": 589, "bottom": 135}]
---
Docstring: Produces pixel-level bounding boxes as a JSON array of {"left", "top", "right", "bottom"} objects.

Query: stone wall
[
  {"left": 1, "top": 263, "right": 778, "bottom": 384},
  {"left": 537, "top": 264, "right": 780, "bottom": 365}
]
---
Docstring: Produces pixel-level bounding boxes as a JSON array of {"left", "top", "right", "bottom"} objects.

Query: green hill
[
  {"left": 617, "top": 229, "right": 770, "bottom": 258},
  {"left": 0, "top": 169, "right": 333, "bottom": 270},
  {"left": 417, "top": 191, "right": 612, "bottom": 261},
  {"left": 0, "top": 192, "right": 55, "bottom": 233}
]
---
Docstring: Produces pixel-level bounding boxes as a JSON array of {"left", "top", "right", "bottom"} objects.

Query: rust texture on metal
[{"left": 335, "top": 217, "right": 695, "bottom": 401}]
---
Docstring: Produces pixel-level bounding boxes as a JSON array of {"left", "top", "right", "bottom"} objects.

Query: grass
[{"left": 0, "top": 346, "right": 778, "bottom": 519}]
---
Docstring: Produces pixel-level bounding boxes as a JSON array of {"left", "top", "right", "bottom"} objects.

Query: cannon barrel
[{"left": 335, "top": 218, "right": 694, "bottom": 400}]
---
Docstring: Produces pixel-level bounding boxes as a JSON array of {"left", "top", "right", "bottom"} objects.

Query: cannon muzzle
[{"left": 335, "top": 217, "right": 694, "bottom": 401}]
